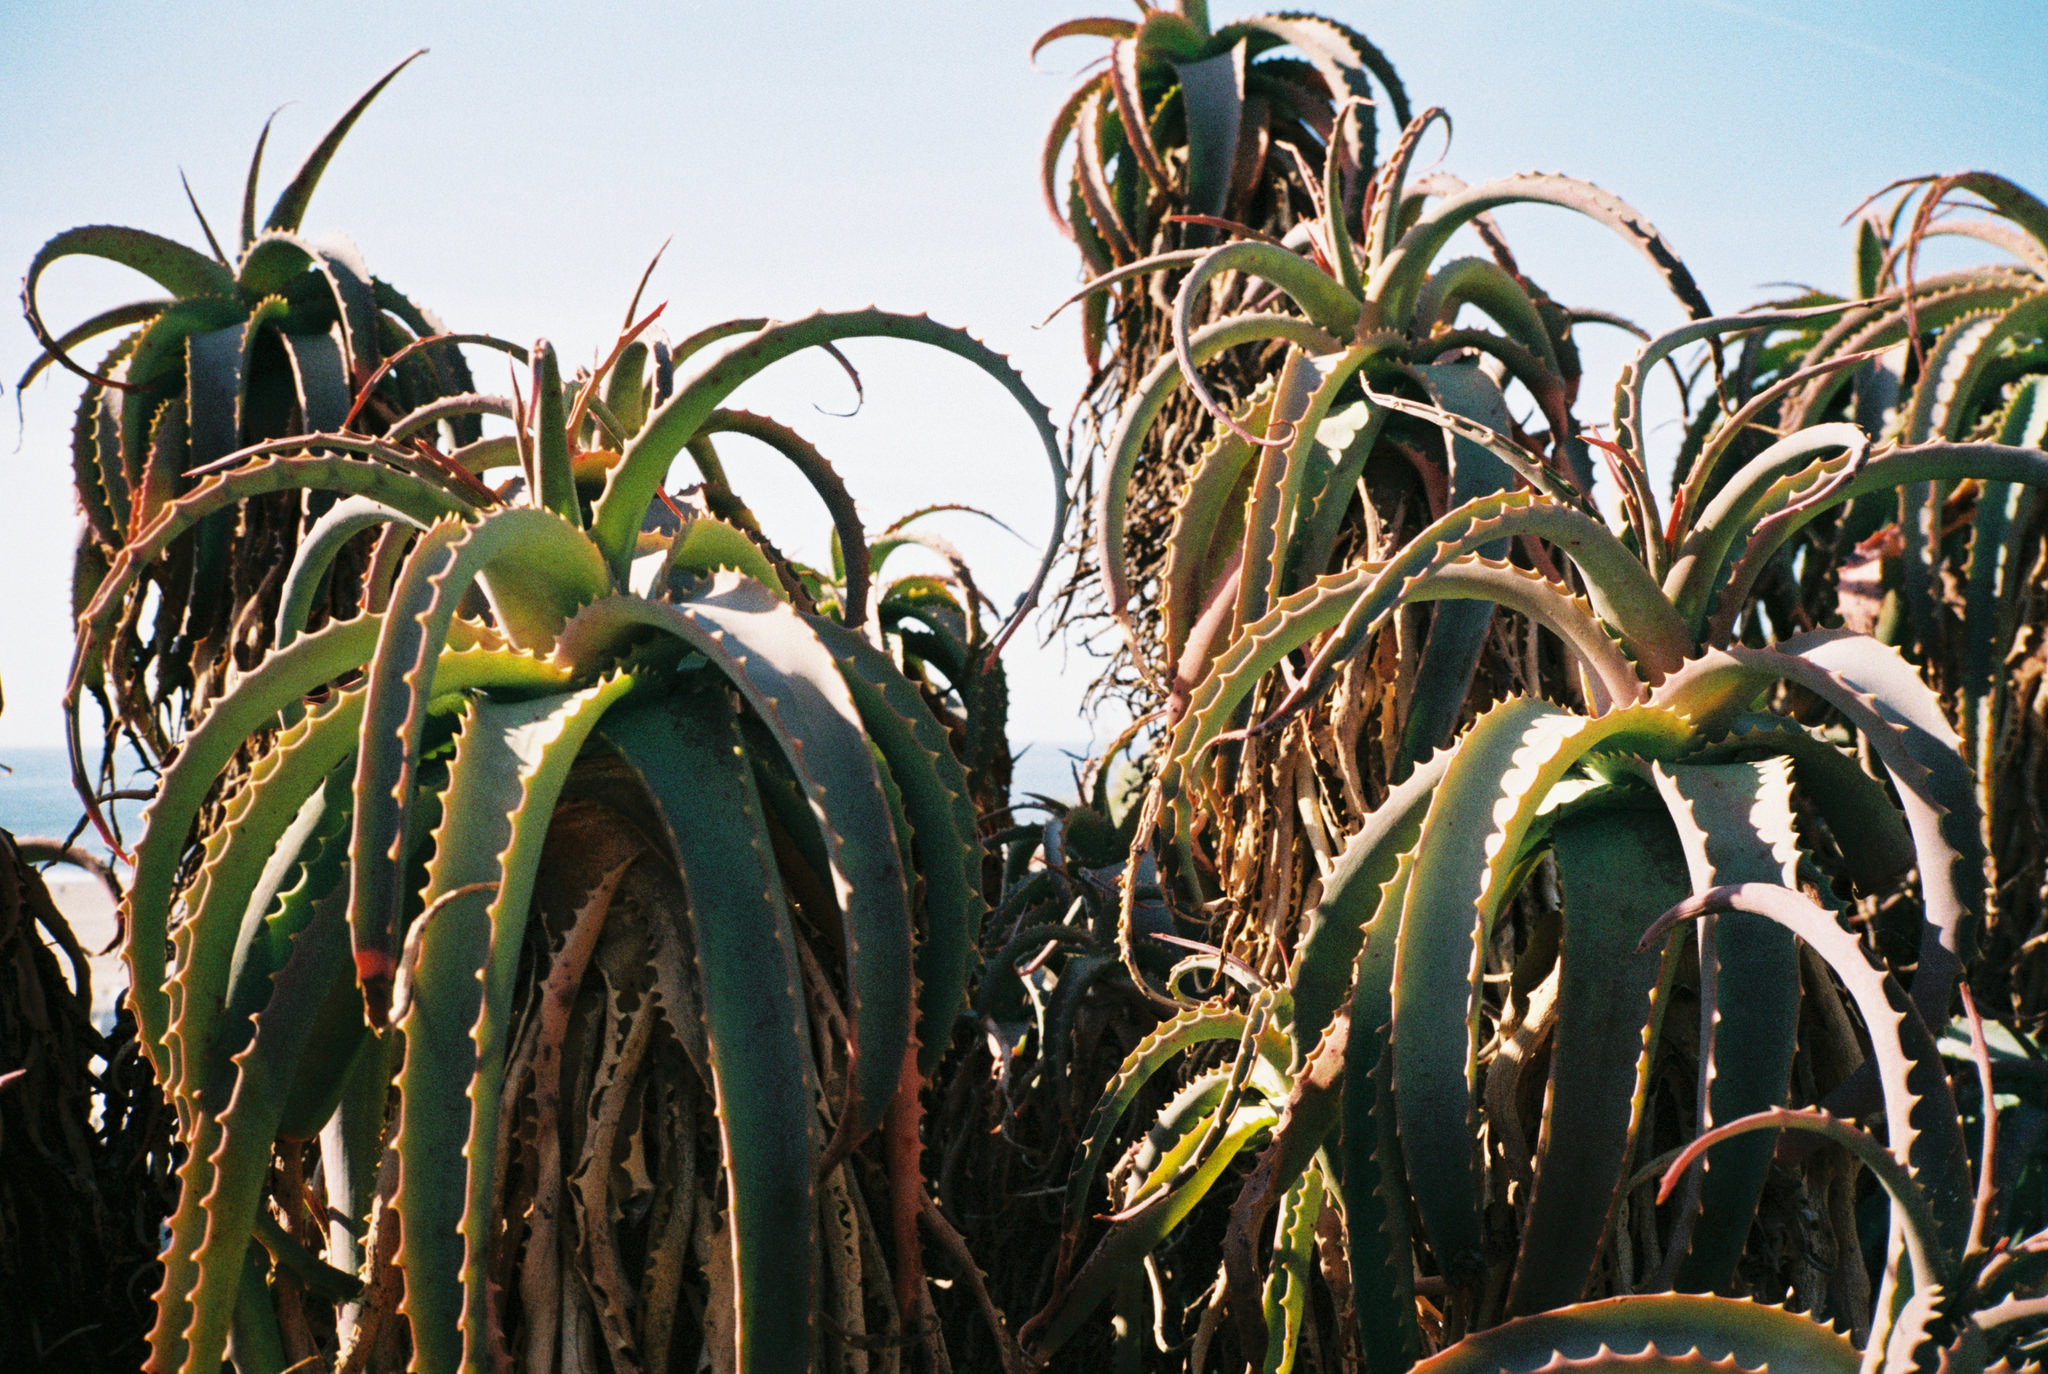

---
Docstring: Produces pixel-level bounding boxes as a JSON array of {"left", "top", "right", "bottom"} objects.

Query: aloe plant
[
  {"left": 70, "top": 289, "right": 1066, "bottom": 1370},
  {"left": 1036, "top": 4, "right": 1414, "bottom": 700},
  {"left": 19, "top": 53, "right": 482, "bottom": 807},
  {"left": 1021, "top": 145, "right": 2048, "bottom": 1358},
  {"left": 1392, "top": 881, "right": 2048, "bottom": 1373},
  {"left": 1066, "top": 97, "right": 1716, "bottom": 985},
  {"left": 1683, "top": 172, "right": 2048, "bottom": 1024}
]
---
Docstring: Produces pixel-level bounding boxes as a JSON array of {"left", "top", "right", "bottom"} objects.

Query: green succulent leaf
[
  {"left": 1506, "top": 803, "right": 1690, "bottom": 1315},
  {"left": 553, "top": 577, "right": 912, "bottom": 1154},
  {"left": 1393, "top": 699, "right": 1689, "bottom": 1284},
  {"left": 1649, "top": 760, "right": 1803, "bottom": 1292},
  {"left": 1409, "top": 1293, "right": 1859, "bottom": 1373},
  {"left": 261, "top": 51, "right": 424, "bottom": 235}
]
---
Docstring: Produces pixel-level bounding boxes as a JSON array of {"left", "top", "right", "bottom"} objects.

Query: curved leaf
[
  {"left": 1410, "top": 1294, "right": 1858, "bottom": 1373},
  {"left": 552, "top": 578, "right": 911, "bottom": 1154}
]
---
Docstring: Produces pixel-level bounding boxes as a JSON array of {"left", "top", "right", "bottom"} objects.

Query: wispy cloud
[{"left": 1684, "top": 0, "right": 2035, "bottom": 113}]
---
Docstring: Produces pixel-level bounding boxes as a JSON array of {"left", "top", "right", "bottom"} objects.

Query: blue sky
[{"left": 3, "top": 1, "right": 2043, "bottom": 750}]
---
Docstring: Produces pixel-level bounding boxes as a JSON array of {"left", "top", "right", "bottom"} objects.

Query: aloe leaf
[
  {"left": 592, "top": 310, "right": 1065, "bottom": 655},
  {"left": 134, "top": 397, "right": 188, "bottom": 539},
  {"left": 14, "top": 298, "right": 165, "bottom": 393},
  {"left": 152, "top": 832, "right": 355, "bottom": 1374},
  {"left": 229, "top": 1252, "right": 289, "bottom": 1374},
  {"left": 1673, "top": 345, "right": 1881, "bottom": 530},
  {"left": 1100, "top": 312, "right": 1339, "bottom": 623},
  {"left": 1663, "top": 422, "right": 1869, "bottom": 626},
  {"left": 1258, "top": 1167, "right": 1324, "bottom": 1374},
  {"left": 1362, "top": 107, "right": 1451, "bottom": 271},
  {"left": 1162, "top": 384, "right": 1268, "bottom": 662},
  {"left": 1030, "top": 16, "right": 1137, "bottom": 64},
  {"left": 1393, "top": 700, "right": 1689, "bottom": 1284},
  {"left": 1396, "top": 363, "right": 1516, "bottom": 769},
  {"left": 1287, "top": 392, "right": 1393, "bottom": 596},
  {"left": 1237, "top": 14, "right": 1407, "bottom": 184},
  {"left": 1644, "top": 882, "right": 1973, "bottom": 1272},
  {"left": 116, "top": 298, "right": 246, "bottom": 504},
  {"left": 1105, "top": 37, "right": 1168, "bottom": 190},
  {"left": 386, "top": 392, "right": 514, "bottom": 446},
  {"left": 1374, "top": 174, "right": 1711, "bottom": 334},
  {"left": 1176, "top": 241, "right": 1361, "bottom": 348},
  {"left": 553, "top": 577, "right": 911, "bottom": 1152},
  {"left": 1122, "top": 993, "right": 1278, "bottom": 1216},
  {"left": 276, "top": 496, "right": 429, "bottom": 646},
  {"left": 1321, "top": 102, "right": 1364, "bottom": 298},
  {"left": 1506, "top": 804, "right": 1690, "bottom": 1315},
  {"left": 1961, "top": 380, "right": 2048, "bottom": 819},
  {"left": 390, "top": 673, "right": 636, "bottom": 1371},
  {"left": 347, "top": 507, "right": 606, "bottom": 1017},
  {"left": 182, "top": 324, "right": 243, "bottom": 481},
  {"left": 119, "top": 621, "right": 561, "bottom": 1082},
  {"left": 1702, "top": 441, "right": 2048, "bottom": 641},
  {"left": 1236, "top": 348, "right": 1348, "bottom": 629},
  {"left": 1127, "top": 1070, "right": 1240, "bottom": 1212},
  {"left": 1039, "top": 247, "right": 1215, "bottom": 327},
  {"left": 72, "top": 361, "right": 131, "bottom": 543},
  {"left": 807, "top": 617, "right": 987, "bottom": 1076},
  {"left": 1287, "top": 745, "right": 1458, "bottom": 1056},
  {"left": 1409, "top": 1293, "right": 1859, "bottom": 1373},
  {"left": 1343, "top": 848, "right": 1421, "bottom": 1374},
  {"left": 388, "top": 705, "right": 501, "bottom": 1374},
  {"left": 1783, "top": 278, "right": 2035, "bottom": 429},
  {"left": 234, "top": 231, "right": 314, "bottom": 298},
  {"left": 1666, "top": 630, "right": 1985, "bottom": 1033},
  {"left": 23, "top": 227, "right": 236, "bottom": 374},
  {"left": 276, "top": 334, "right": 349, "bottom": 464},
  {"left": 654, "top": 514, "right": 784, "bottom": 592},
  {"left": 210, "top": 767, "right": 355, "bottom": 1118},
  {"left": 1664, "top": 1107, "right": 1958, "bottom": 1374},
  {"left": 321, "top": 1012, "right": 396, "bottom": 1325},
  {"left": 372, "top": 279, "right": 478, "bottom": 413},
  {"left": 229, "top": 293, "right": 291, "bottom": 431},
  {"left": 1649, "top": 761, "right": 1803, "bottom": 1292},
  {"left": 1895, "top": 307, "right": 2028, "bottom": 656},
  {"left": 1413, "top": 258, "right": 1564, "bottom": 378},
  {"left": 1615, "top": 305, "right": 1853, "bottom": 523},
  {"left": 1915, "top": 171, "right": 2048, "bottom": 258},
  {"left": 1061, "top": 1003, "right": 1288, "bottom": 1240},
  {"left": 1241, "top": 497, "right": 1665, "bottom": 741},
  {"left": 605, "top": 686, "right": 823, "bottom": 1373},
  {"left": 1301, "top": 488, "right": 1687, "bottom": 697},
  {"left": 72, "top": 449, "right": 470, "bottom": 684},
  {"left": 699, "top": 408, "right": 870, "bottom": 624},
  {"left": 1073, "top": 88, "right": 1138, "bottom": 259},
  {"left": 528, "top": 339, "right": 580, "bottom": 523},
  {"left": 118, "top": 618, "right": 379, "bottom": 1073},
  {"left": 263, "top": 51, "right": 423, "bottom": 234},
  {"left": 307, "top": 237, "right": 384, "bottom": 378},
  {"left": 1688, "top": 715, "right": 1913, "bottom": 894},
  {"left": 1032, "top": 1100, "right": 1278, "bottom": 1359},
  {"left": 1039, "top": 80, "right": 1102, "bottom": 252}
]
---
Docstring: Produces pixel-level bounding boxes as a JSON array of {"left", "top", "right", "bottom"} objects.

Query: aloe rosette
[
  {"left": 1692, "top": 173, "right": 2048, "bottom": 1019},
  {"left": 77, "top": 297, "right": 1065, "bottom": 1372},
  {"left": 22, "top": 54, "right": 483, "bottom": 783},
  {"left": 1037, "top": 3, "right": 1423, "bottom": 707},
  {"left": 1026, "top": 248, "right": 2048, "bottom": 1362}
]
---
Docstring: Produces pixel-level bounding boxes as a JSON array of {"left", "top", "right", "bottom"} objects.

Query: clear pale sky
[{"left": 3, "top": 1, "right": 2043, "bottom": 750}]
